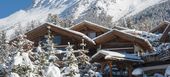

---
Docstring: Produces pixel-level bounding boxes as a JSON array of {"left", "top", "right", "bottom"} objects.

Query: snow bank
[
  {"left": 165, "top": 66, "right": 170, "bottom": 76},
  {"left": 46, "top": 63, "right": 61, "bottom": 77},
  {"left": 132, "top": 68, "right": 143, "bottom": 76}
]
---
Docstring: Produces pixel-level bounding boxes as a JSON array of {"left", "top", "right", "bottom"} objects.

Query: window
[
  {"left": 53, "top": 35, "right": 61, "bottom": 45},
  {"left": 88, "top": 32, "right": 96, "bottom": 39}
]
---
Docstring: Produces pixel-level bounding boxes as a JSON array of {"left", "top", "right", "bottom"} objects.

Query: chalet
[
  {"left": 24, "top": 23, "right": 95, "bottom": 50},
  {"left": 8, "top": 20, "right": 170, "bottom": 76},
  {"left": 90, "top": 29, "right": 153, "bottom": 77},
  {"left": 149, "top": 21, "right": 170, "bottom": 42},
  {"left": 93, "top": 29, "right": 153, "bottom": 53},
  {"left": 150, "top": 21, "right": 170, "bottom": 34},
  {"left": 131, "top": 21, "right": 170, "bottom": 76},
  {"left": 70, "top": 21, "right": 110, "bottom": 39},
  {"left": 159, "top": 22, "right": 170, "bottom": 42},
  {"left": 91, "top": 50, "right": 143, "bottom": 77}
]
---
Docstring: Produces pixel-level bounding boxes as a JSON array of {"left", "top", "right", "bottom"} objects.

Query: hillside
[{"left": 0, "top": 0, "right": 168, "bottom": 39}]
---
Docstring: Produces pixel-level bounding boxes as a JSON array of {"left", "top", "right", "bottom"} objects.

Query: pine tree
[
  {"left": 77, "top": 39, "right": 101, "bottom": 77},
  {"left": 62, "top": 42, "right": 80, "bottom": 77},
  {"left": 0, "top": 34, "right": 35, "bottom": 77}
]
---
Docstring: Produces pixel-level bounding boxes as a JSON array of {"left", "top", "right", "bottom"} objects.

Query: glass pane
[
  {"left": 88, "top": 32, "right": 96, "bottom": 39},
  {"left": 53, "top": 35, "right": 61, "bottom": 45}
]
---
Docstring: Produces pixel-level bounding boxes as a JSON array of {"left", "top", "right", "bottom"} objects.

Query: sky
[{"left": 0, "top": 0, "right": 32, "bottom": 19}]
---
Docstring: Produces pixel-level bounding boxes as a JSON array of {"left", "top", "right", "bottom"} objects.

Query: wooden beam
[
  {"left": 103, "top": 47, "right": 134, "bottom": 51},
  {"left": 128, "top": 64, "right": 133, "bottom": 77},
  {"left": 94, "top": 32, "right": 117, "bottom": 45},
  {"left": 150, "top": 21, "right": 169, "bottom": 33},
  {"left": 101, "top": 62, "right": 106, "bottom": 74},
  {"left": 108, "top": 61, "right": 113, "bottom": 77},
  {"left": 102, "top": 42, "right": 133, "bottom": 48},
  {"left": 160, "top": 24, "right": 170, "bottom": 42},
  {"left": 112, "top": 30, "right": 152, "bottom": 51}
]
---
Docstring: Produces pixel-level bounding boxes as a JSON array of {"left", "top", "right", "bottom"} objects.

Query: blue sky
[{"left": 0, "top": 0, "right": 32, "bottom": 18}]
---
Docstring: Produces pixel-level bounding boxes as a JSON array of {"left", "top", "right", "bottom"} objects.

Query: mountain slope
[
  {"left": 0, "top": 0, "right": 168, "bottom": 36},
  {"left": 115, "top": 0, "right": 170, "bottom": 31}
]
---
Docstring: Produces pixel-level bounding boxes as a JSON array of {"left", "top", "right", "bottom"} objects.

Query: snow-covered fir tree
[
  {"left": 33, "top": 26, "right": 61, "bottom": 77},
  {"left": 62, "top": 42, "right": 80, "bottom": 77},
  {"left": 77, "top": 39, "right": 102, "bottom": 77},
  {"left": 6, "top": 34, "right": 35, "bottom": 77}
]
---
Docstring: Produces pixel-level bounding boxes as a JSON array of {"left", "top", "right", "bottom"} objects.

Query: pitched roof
[
  {"left": 70, "top": 20, "right": 110, "bottom": 32},
  {"left": 149, "top": 21, "right": 170, "bottom": 42},
  {"left": 112, "top": 26, "right": 130, "bottom": 30},
  {"left": 90, "top": 50, "right": 143, "bottom": 62},
  {"left": 25, "top": 23, "right": 95, "bottom": 45},
  {"left": 150, "top": 21, "right": 170, "bottom": 33},
  {"left": 160, "top": 23, "right": 170, "bottom": 42},
  {"left": 93, "top": 29, "right": 153, "bottom": 51}
]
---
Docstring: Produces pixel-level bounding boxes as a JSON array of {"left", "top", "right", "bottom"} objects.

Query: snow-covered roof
[
  {"left": 160, "top": 23, "right": 170, "bottom": 42},
  {"left": 46, "top": 23, "right": 96, "bottom": 44},
  {"left": 93, "top": 29, "right": 153, "bottom": 51},
  {"left": 150, "top": 21, "right": 170, "bottom": 33},
  {"left": 132, "top": 68, "right": 143, "bottom": 76},
  {"left": 25, "top": 22, "right": 95, "bottom": 45},
  {"left": 90, "top": 50, "right": 143, "bottom": 62},
  {"left": 122, "top": 29, "right": 162, "bottom": 42},
  {"left": 112, "top": 26, "right": 130, "bottom": 30},
  {"left": 70, "top": 20, "right": 111, "bottom": 32}
]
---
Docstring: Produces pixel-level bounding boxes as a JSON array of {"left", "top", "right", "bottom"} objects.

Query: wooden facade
[
  {"left": 160, "top": 23, "right": 170, "bottom": 42},
  {"left": 94, "top": 29, "right": 153, "bottom": 53},
  {"left": 149, "top": 21, "right": 170, "bottom": 42},
  {"left": 150, "top": 21, "right": 170, "bottom": 33},
  {"left": 24, "top": 23, "right": 95, "bottom": 50}
]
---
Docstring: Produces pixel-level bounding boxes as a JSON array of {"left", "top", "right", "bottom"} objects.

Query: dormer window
[{"left": 88, "top": 32, "right": 96, "bottom": 39}]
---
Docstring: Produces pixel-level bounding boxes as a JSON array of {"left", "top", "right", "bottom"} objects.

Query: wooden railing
[
  {"left": 103, "top": 47, "right": 134, "bottom": 51},
  {"left": 54, "top": 45, "right": 69, "bottom": 48}
]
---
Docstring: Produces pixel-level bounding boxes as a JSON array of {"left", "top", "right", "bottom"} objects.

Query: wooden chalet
[
  {"left": 149, "top": 21, "right": 170, "bottom": 42},
  {"left": 130, "top": 21, "right": 170, "bottom": 76},
  {"left": 90, "top": 50, "right": 143, "bottom": 77},
  {"left": 150, "top": 21, "right": 170, "bottom": 34},
  {"left": 12, "top": 20, "right": 170, "bottom": 76},
  {"left": 159, "top": 22, "right": 170, "bottom": 42},
  {"left": 70, "top": 20, "right": 110, "bottom": 39},
  {"left": 90, "top": 29, "right": 153, "bottom": 77},
  {"left": 93, "top": 29, "right": 153, "bottom": 53},
  {"left": 25, "top": 23, "right": 95, "bottom": 50}
]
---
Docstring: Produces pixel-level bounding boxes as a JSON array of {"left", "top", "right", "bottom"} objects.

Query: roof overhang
[
  {"left": 24, "top": 23, "right": 96, "bottom": 45},
  {"left": 90, "top": 50, "right": 144, "bottom": 63},
  {"left": 93, "top": 29, "right": 153, "bottom": 51},
  {"left": 150, "top": 21, "right": 170, "bottom": 33},
  {"left": 70, "top": 20, "right": 110, "bottom": 32}
]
